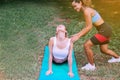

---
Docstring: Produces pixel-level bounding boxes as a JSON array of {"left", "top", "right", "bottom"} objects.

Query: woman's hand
[
  {"left": 46, "top": 70, "right": 53, "bottom": 75},
  {"left": 68, "top": 71, "right": 74, "bottom": 77},
  {"left": 70, "top": 34, "right": 80, "bottom": 43}
]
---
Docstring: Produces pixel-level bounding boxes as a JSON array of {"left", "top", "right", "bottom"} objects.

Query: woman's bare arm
[
  {"left": 71, "top": 9, "right": 93, "bottom": 42},
  {"left": 68, "top": 40, "right": 74, "bottom": 77},
  {"left": 46, "top": 37, "right": 54, "bottom": 75}
]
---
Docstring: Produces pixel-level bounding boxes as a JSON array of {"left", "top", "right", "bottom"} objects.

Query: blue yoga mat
[{"left": 38, "top": 46, "right": 80, "bottom": 80}]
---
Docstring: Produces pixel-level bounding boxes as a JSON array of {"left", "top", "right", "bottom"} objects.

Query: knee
[
  {"left": 100, "top": 49, "right": 104, "bottom": 53},
  {"left": 100, "top": 48, "right": 109, "bottom": 54},
  {"left": 84, "top": 42, "right": 91, "bottom": 50}
]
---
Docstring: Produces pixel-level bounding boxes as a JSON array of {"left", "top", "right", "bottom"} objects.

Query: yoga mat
[{"left": 38, "top": 46, "right": 80, "bottom": 80}]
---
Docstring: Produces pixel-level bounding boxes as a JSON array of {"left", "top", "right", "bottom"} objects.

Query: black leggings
[
  {"left": 53, "top": 60, "right": 68, "bottom": 65},
  {"left": 52, "top": 56, "right": 68, "bottom": 64}
]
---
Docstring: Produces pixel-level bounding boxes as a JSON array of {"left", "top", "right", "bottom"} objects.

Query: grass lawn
[
  {"left": 0, "top": 1, "right": 58, "bottom": 79},
  {"left": 0, "top": 0, "right": 120, "bottom": 80}
]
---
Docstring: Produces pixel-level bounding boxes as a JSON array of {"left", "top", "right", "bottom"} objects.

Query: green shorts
[{"left": 90, "top": 22, "right": 112, "bottom": 45}]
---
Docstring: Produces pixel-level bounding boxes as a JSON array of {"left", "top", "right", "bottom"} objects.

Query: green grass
[
  {"left": 0, "top": 0, "right": 120, "bottom": 80},
  {"left": 0, "top": 1, "right": 58, "bottom": 79}
]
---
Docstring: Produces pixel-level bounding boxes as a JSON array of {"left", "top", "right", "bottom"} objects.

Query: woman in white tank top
[{"left": 46, "top": 24, "right": 74, "bottom": 77}]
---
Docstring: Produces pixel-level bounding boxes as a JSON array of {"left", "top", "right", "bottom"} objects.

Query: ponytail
[
  {"left": 81, "top": 0, "right": 93, "bottom": 7},
  {"left": 74, "top": 0, "right": 80, "bottom": 3},
  {"left": 74, "top": 0, "right": 93, "bottom": 7}
]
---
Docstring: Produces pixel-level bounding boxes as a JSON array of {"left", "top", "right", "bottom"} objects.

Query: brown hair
[{"left": 74, "top": 0, "right": 93, "bottom": 7}]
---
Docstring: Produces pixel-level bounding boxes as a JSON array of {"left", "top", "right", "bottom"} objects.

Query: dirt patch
[
  {"left": 0, "top": 71, "right": 5, "bottom": 80},
  {"left": 47, "top": 16, "right": 71, "bottom": 27},
  {"left": 34, "top": 53, "right": 43, "bottom": 80}
]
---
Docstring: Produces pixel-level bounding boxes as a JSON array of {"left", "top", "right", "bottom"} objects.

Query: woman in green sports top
[{"left": 71, "top": 0, "right": 120, "bottom": 71}]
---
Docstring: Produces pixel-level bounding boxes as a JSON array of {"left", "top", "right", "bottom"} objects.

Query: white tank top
[{"left": 53, "top": 37, "right": 71, "bottom": 59}]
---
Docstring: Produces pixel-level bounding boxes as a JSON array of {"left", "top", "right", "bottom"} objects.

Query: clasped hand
[
  {"left": 68, "top": 71, "right": 74, "bottom": 77},
  {"left": 46, "top": 70, "right": 53, "bottom": 75},
  {"left": 71, "top": 33, "right": 80, "bottom": 43}
]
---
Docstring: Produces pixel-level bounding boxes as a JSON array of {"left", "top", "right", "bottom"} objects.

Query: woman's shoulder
[
  {"left": 49, "top": 37, "right": 56, "bottom": 41},
  {"left": 84, "top": 8, "right": 92, "bottom": 15},
  {"left": 65, "top": 37, "right": 71, "bottom": 41},
  {"left": 86, "top": 7, "right": 92, "bottom": 12},
  {"left": 65, "top": 38, "right": 72, "bottom": 44},
  {"left": 84, "top": 7, "right": 96, "bottom": 16}
]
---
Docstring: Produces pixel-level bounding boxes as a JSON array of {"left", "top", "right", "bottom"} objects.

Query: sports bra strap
[
  {"left": 67, "top": 39, "right": 71, "bottom": 48},
  {"left": 53, "top": 37, "right": 56, "bottom": 46}
]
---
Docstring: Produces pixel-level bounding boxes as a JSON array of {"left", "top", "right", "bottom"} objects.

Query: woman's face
[
  {"left": 72, "top": 1, "right": 82, "bottom": 12},
  {"left": 56, "top": 25, "right": 66, "bottom": 33},
  {"left": 56, "top": 25, "right": 66, "bottom": 37}
]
